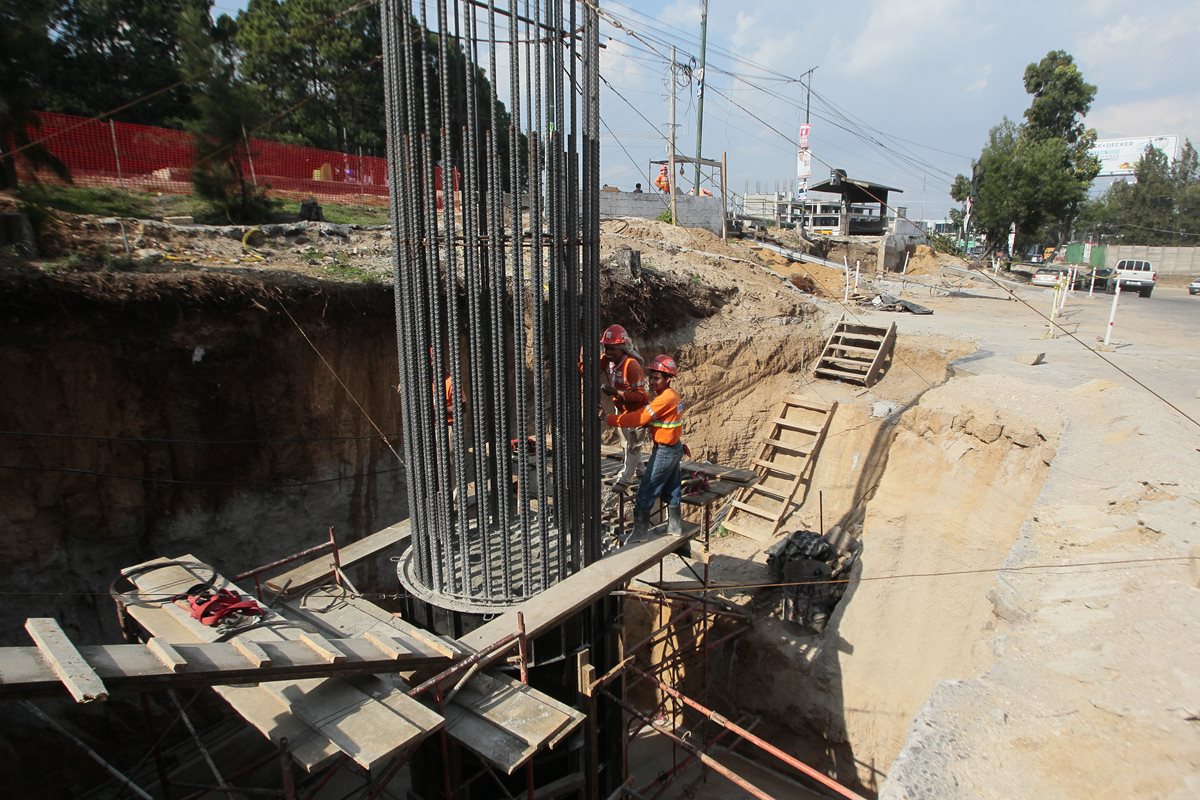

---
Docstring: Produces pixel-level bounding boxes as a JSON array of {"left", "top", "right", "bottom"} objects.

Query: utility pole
[
  {"left": 669, "top": 46, "right": 677, "bottom": 226},
  {"left": 692, "top": 0, "right": 709, "bottom": 195},
  {"left": 804, "top": 67, "right": 814, "bottom": 124}
]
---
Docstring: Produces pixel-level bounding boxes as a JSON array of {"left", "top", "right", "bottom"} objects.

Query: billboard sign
[{"left": 1091, "top": 135, "right": 1178, "bottom": 176}]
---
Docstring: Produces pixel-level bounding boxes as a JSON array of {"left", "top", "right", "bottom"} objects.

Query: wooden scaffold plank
[{"left": 23, "top": 618, "right": 108, "bottom": 704}]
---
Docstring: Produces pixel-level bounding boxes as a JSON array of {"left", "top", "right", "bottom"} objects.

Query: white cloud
[
  {"left": 1086, "top": 95, "right": 1200, "bottom": 145},
  {"left": 965, "top": 65, "right": 991, "bottom": 95},
  {"left": 1073, "top": 7, "right": 1200, "bottom": 92},
  {"left": 837, "top": 0, "right": 970, "bottom": 77}
]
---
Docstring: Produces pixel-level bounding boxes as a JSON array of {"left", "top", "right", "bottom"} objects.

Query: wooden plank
[
  {"left": 261, "top": 677, "right": 428, "bottom": 772},
  {"left": 745, "top": 482, "right": 790, "bottom": 501},
  {"left": 759, "top": 437, "right": 812, "bottom": 457},
  {"left": 233, "top": 638, "right": 271, "bottom": 668},
  {"left": 718, "top": 518, "right": 770, "bottom": 542},
  {"left": 750, "top": 458, "right": 797, "bottom": 476},
  {"left": 729, "top": 499, "right": 778, "bottom": 521},
  {"left": 145, "top": 637, "right": 188, "bottom": 673},
  {"left": 782, "top": 395, "right": 830, "bottom": 412},
  {"left": 461, "top": 522, "right": 700, "bottom": 651},
  {"left": 265, "top": 521, "right": 411, "bottom": 596},
  {"left": 822, "top": 356, "right": 870, "bottom": 370},
  {"left": 299, "top": 633, "right": 346, "bottom": 664},
  {"left": 24, "top": 618, "right": 108, "bottom": 704},
  {"left": 0, "top": 637, "right": 454, "bottom": 697},
  {"left": 768, "top": 416, "right": 821, "bottom": 434},
  {"left": 815, "top": 366, "right": 867, "bottom": 382},
  {"left": 827, "top": 342, "right": 877, "bottom": 354}
]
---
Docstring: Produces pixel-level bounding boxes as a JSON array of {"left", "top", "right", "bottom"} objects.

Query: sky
[
  {"left": 594, "top": 0, "right": 1200, "bottom": 220},
  {"left": 213, "top": 0, "right": 1200, "bottom": 221}
]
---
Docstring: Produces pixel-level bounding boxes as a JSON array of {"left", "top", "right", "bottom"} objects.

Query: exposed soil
[{"left": 3, "top": 204, "right": 1196, "bottom": 800}]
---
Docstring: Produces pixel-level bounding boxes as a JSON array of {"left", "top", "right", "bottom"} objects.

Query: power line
[
  {"left": 0, "top": 462, "right": 404, "bottom": 489},
  {"left": 0, "top": 430, "right": 401, "bottom": 446}
]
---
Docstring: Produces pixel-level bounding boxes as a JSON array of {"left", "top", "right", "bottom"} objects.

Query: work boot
[
  {"left": 667, "top": 505, "right": 683, "bottom": 535},
  {"left": 630, "top": 508, "right": 651, "bottom": 541}
]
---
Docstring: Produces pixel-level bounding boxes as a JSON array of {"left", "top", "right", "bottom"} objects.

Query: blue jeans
[{"left": 635, "top": 440, "right": 683, "bottom": 515}]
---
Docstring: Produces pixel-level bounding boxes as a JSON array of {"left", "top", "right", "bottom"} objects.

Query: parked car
[
  {"left": 1030, "top": 267, "right": 1067, "bottom": 287},
  {"left": 1108, "top": 259, "right": 1156, "bottom": 298},
  {"left": 1189, "top": 276, "right": 1200, "bottom": 295},
  {"left": 1074, "top": 267, "right": 1115, "bottom": 290}
]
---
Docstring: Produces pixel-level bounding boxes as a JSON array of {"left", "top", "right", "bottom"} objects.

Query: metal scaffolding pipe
[
  {"left": 629, "top": 667, "right": 868, "bottom": 800},
  {"left": 602, "top": 691, "right": 775, "bottom": 800}
]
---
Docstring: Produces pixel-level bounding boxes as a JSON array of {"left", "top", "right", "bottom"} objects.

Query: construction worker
[
  {"left": 654, "top": 165, "right": 670, "bottom": 193},
  {"left": 605, "top": 354, "right": 684, "bottom": 538},
  {"left": 599, "top": 324, "right": 648, "bottom": 498}
]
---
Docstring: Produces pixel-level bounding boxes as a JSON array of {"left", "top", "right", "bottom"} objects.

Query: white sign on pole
[
  {"left": 796, "top": 149, "right": 811, "bottom": 179},
  {"left": 799, "top": 124, "right": 810, "bottom": 149},
  {"left": 1091, "top": 135, "right": 1178, "bottom": 176}
]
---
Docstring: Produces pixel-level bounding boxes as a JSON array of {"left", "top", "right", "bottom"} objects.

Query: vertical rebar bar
[{"left": 384, "top": 0, "right": 599, "bottom": 606}]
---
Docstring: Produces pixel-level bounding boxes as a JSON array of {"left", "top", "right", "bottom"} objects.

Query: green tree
[
  {"left": 0, "top": 0, "right": 70, "bottom": 189},
  {"left": 234, "top": 0, "right": 384, "bottom": 152},
  {"left": 179, "top": 5, "right": 272, "bottom": 222},
  {"left": 45, "top": 0, "right": 212, "bottom": 125},
  {"left": 954, "top": 51, "right": 1100, "bottom": 252}
]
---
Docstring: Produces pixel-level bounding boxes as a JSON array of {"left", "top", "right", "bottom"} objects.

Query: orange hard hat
[
  {"left": 647, "top": 354, "right": 678, "bottom": 376},
  {"left": 600, "top": 324, "right": 630, "bottom": 346}
]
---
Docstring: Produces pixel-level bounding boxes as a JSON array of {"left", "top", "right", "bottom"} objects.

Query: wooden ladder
[
  {"left": 721, "top": 394, "right": 837, "bottom": 544},
  {"left": 814, "top": 315, "right": 896, "bottom": 387}
]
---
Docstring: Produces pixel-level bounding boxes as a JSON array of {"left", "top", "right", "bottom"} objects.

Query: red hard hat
[
  {"left": 659, "top": 165, "right": 668, "bottom": 173},
  {"left": 600, "top": 324, "right": 630, "bottom": 346},
  {"left": 647, "top": 354, "right": 678, "bottom": 376}
]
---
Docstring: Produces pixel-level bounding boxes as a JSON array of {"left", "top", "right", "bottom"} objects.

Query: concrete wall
[
  {"left": 878, "top": 217, "right": 929, "bottom": 271},
  {"left": 599, "top": 191, "right": 724, "bottom": 234},
  {"left": 1105, "top": 245, "right": 1200, "bottom": 275}
]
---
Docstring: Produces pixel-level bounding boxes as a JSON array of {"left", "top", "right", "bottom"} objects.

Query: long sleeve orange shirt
[{"left": 607, "top": 387, "right": 683, "bottom": 445}]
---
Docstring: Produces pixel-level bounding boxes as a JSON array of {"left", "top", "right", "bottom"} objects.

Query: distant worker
[
  {"left": 599, "top": 324, "right": 648, "bottom": 499},
  {"left": 633, "top": 183, "right": 644, "bottom": 193},
  {"left": 654, "top": 165, "right": 671, "bottom": 193},
  {"left": 606, "top": 354, "right": 684, "bottom": 538}
]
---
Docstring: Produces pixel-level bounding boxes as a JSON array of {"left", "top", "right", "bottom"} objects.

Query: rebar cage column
[{"left": 381, "top": 0, "right": 602, "bottom": 609}]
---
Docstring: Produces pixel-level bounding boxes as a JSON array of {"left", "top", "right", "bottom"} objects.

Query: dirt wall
[
  {"left": 709, "top": 373, "right": 1063, "bottom": 794},
  {"left": 0, "top": 266, "right": 408, "bottom": 646}
]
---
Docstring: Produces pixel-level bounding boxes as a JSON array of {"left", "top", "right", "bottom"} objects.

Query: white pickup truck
[{"left": 1110, "top": 259, "right": 1156, "bottom": 298}]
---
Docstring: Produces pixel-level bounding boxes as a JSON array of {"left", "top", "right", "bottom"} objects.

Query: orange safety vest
[
  {"left": 607, "top": 386, "right": 683, "bottom": 446},
  {"left": 601, "top": 353, "right": 648, "bottom": 413},
  {"left": 439, "top": 375, "right": 454, "bottom": 426}
]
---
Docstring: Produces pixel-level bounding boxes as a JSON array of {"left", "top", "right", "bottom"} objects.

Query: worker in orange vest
[
  {"left": 599, "top": 324, "right": 648, "bottom": 497},
  {"left": 606, "top": 353, "right": 684, "bottom": 538},
  {"left": 654, "top": 164, "right": 671, "bottom": 193}
]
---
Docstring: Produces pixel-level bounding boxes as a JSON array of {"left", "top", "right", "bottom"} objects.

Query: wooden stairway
[
  {"left": 814, "top": 316, "right": 896, "bottom": 387},
  {"left": 721, "top": 394, "right": 837, "bottom": 544}
]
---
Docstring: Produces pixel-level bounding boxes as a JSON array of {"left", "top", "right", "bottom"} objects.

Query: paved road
[{"left": 855, "top": 279, "right": 1200, "bottom": 426}]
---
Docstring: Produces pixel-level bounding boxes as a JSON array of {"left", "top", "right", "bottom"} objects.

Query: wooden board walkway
[
  {"left": 285, "top": 590, "right": 585, "bottom": 774},
  {"left": 721, "top": 395, "right": 837, "bottom": 544},
  {"left": 118, "top": 556, "right": 445, "bottom": 773}
]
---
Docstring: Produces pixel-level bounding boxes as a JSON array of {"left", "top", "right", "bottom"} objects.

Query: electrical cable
[
  {"left": 0, "top": 554, "right": 1187, "bottom": 600},
  {"left": 0, "top": 462, "right": 403, "bottom": 488},
  {"left": 0, "top": 430, "right": 402, "bottom": 445}
]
